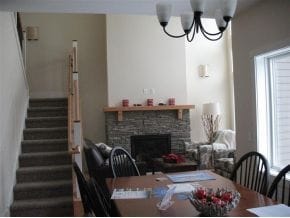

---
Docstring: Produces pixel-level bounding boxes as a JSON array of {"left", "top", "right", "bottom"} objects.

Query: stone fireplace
[{"left": 105, "top": 109, "right": 191, "bottom": 154}]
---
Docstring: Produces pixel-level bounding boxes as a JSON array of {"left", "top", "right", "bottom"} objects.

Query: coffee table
[{"left": 152, "top": 158, "right": 198, "bottom": 173}]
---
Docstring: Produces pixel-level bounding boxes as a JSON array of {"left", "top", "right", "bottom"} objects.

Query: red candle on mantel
[
  {"left": 122, "top": 99, "right": 129, "bottom": 107},
  {"left": 168, "top": 98, "right": 175, "bottom": 106},
  {"left": 147, "top": 99, "right": 153, "bottom": 106}
]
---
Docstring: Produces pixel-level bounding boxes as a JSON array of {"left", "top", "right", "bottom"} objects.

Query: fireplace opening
[{"left": 130, "top": 134, "right": 171, "bottom": 162}]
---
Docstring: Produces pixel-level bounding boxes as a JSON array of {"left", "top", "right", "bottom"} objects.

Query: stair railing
[
  {"left": 68, "top": 40, "right": 82, "bottom": 155},
  {"left": 68, "top": 40, "right": 83, "bottom": 212}
]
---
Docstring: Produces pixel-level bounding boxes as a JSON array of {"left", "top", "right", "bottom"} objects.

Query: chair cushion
[{"left": 215, "top": 158, "right": 234, "bottom": 173}]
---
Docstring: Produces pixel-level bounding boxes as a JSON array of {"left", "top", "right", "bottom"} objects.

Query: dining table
[{"left": 106, "top": 170, "right": 276, "bottom": 217}]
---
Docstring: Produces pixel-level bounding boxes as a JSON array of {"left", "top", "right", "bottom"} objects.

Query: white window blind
[
  {"left": 271, "top": 54, "right": 290, "bottom": 169},
  {"left": 256, "top": 47, "right": 290, "bottom": 171}
]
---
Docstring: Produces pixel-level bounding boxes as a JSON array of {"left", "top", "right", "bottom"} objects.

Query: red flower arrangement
[
  {"left": 162, "top": 153, "right": 185, "bottom": 163},
  {"left": 190, "top": 187, "right": 240, "bottom": 216}
]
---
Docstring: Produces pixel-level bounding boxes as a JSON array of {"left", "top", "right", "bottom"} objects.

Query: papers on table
[
  {"left": 167, "top": 171, "right": 215, "bottom": 183},
  {"left": 247, "top": 204, "right": 290, "bottom": 217},
  {"left": 167, "top": 182, "right": 200, "bottom": 193},
  {"left": 111, "top": 188, "right": 151, "bottom": 199}
]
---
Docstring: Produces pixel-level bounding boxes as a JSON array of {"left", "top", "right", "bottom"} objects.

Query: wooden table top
[{"left": 106, "top": 171, "right": 276, "bottom": 217}]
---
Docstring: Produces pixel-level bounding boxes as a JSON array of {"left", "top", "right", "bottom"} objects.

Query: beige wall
[
  {"left": 106, "top": 15, "right": 188, "bottom": 107},
  {"left": 0, "top": 12, "right": 29, "bottom": 216},
  {"left": 186, "top": 19, "right": 234, "bottom": 142},
  {"left": 21, "top": 13, "right": 107, "bottom": 142},
  {"left": 232, "top": 0, "right": 290, "bottom": 158}
]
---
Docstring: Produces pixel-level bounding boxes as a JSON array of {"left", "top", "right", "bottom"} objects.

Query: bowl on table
[{"left": 189, "top": 187, "right": 241, "bottom": 216}]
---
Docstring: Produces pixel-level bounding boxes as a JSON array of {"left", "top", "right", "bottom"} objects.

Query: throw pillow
[{"left": 94, "top": 143, "right": 112, "bottom": 158}]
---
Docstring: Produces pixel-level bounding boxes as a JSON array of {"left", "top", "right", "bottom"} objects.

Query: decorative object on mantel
[
  {"left": 162, "top": 153, "right": 185, "bottom": 164},
  {"left": 133, "top": 104, "right": 142, "bottom": 106},
  {"left": 103, "top": 105, "right": 195, "bottom": 122},
  {"left": 202, "top": 102, "right": 221, "bottom": 144},
  {"left": 189, "top": 187, "right": 240, "bottom": 216},
  {"left": 122, "top": 99, "right": 129, "bottom": 107},
  {"left": 168, "top": 98, "right": 175, "bottom": 106},
  {"left": 147, "top": 99, "right": 154, "bottom": 106},
  {"left": 156, "top": 0, "right": 237, "bottom": 42}
]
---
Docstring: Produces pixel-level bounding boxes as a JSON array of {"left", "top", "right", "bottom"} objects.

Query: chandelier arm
[
  {"left": 198, "top": 18, "right": 226, "bottom": 36},
  {"left": 163, "top": 26, "right": 187, "bottom": 38},
  {"left": 200, "top": 29, "right": 223, "bottom": 41},
  {"left": 186, "top": 22, "right": 197, "bottom": 42}
]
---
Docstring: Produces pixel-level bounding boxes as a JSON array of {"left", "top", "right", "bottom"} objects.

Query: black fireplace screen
[{"left": 130, "top": 134, "right": 171, "bottom": 162}]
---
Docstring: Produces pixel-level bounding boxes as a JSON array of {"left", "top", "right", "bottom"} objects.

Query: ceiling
[{"left": 1, "top": 0, "right": 261, "bottom": 17}]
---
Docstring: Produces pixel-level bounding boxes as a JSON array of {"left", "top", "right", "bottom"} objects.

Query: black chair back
[
  {"left": 109, "top": 146, "right": 140, "bottom": 178},
  {"left": 73, "top": 162, "right": 109, "bottom": 216},
  {"left": 267, "top": 164, "right": 290, "bottom": 206},
  {"left": 230, "top": 151, "right": 269, "bottom": 195}
]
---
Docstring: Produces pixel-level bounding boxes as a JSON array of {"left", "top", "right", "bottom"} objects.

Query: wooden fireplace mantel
[{"left": 103, "top": 105, "right": 195, "bottom": 121}]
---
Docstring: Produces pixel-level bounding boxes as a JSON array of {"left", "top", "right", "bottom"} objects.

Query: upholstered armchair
[
  {"left": 213, "top": 148, "right": 236, "bottom": 178},
  {"left": 185, "top": 130, "right": 236, "bottom": 172}
]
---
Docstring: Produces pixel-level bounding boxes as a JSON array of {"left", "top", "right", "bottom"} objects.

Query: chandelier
[{"left": 156, "top": 0, "right": 237, "bottom": 42}]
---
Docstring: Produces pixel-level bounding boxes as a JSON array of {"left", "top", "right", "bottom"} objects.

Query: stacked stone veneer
[{"left": 105, "top": 110, "right": 191, "bottom": 154}]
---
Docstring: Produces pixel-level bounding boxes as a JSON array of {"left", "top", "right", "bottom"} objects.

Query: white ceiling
[{"left": 1, "top": 0, "right": 261, "bottom": 17}]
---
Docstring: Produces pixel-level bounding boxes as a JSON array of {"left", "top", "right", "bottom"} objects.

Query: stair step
[
  {"left": 29, "top": 98, "right": 68, "bottom": 108},
  {"left": 28, "top": 107, "right": 67, "bottom": 118},
  {"left": 23, "top": 127, "right": 67, "bottom": 140},
  {"left": 22, "top": 139, "right": 68, "bottom": 153},
  {"left": 14, "top": 180, "right": 72, "bottom": 200},
  {"left": 10, "top": 196, "right": 73, "bottom": 217},
  {"left": 16, "top": 165, "right": 72, "bottom": 183},
  {"left": 26, "top": 116, "right": 67, "bottom": 128},
  {"left": 19, "top": 151, "right": 71, "bottom": 167}
]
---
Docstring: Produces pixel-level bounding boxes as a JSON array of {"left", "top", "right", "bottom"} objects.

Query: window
[{"left": 255, "top": 46, "right": 290, "bottom": 171}]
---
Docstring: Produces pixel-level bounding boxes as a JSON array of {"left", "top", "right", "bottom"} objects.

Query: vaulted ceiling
[{"left": 1, "top": 0, "right": 262, "bottom": 17}]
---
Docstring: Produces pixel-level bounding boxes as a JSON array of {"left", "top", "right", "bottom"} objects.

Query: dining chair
[
  {"left": 267, "top": 164, "right": 290, "bottom": 206},
  {"left": 73, "top": 162, "right": 110, "bottom": 216},
  {"left": 109, "top": 146, "right": 140, "bottom": 178},
  {"left": 230, "top": 151, "right": 269, "bottom": 195}
]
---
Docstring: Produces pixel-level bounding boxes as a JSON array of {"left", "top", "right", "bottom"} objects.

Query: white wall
[
  {"left": 106, "top": 15, "right": 188, "bottom": 107},
  {"left": 0, "top": 12, "right": 29, "bottom": 216},
  {"left": 21, "top": 13, "right": 107, "bottom": 142},
  {"left": 107, "top": 14, "right": 233, "bottom": 141},
  {"left": 186, "top": 19, "right": 234, "bottom": 142},
  {"left": 232, "top": 0, "right": 290, "bottom": 158}
]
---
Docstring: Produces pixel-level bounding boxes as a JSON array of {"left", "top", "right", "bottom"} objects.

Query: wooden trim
[
  {"left": 104, "top": 105, "right": 195, "bottom": 121},
  {"left": 103, "top": 105, "right": 195, "bottom": 112}
]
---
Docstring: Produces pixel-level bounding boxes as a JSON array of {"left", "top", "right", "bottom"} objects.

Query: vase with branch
[{"left": 202, "top": 103, "right": 221, "bottom": 144}]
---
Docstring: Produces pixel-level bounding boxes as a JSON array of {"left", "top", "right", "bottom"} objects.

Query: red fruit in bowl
[
  {"left": 195, "top": 188, "right": 206, "bottom": 199},
  {"left": 211, "top": 196, "right": 221, "bottom": 204},
  {"left": 221, "top": 192, "right": 233, "bottom": 202}
]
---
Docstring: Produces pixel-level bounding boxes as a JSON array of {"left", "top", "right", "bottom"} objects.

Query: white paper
[
  {"left": 111, "top": 188, "right": 150, "bottom": 199},
  {"left": 167, "top": 182, "right": 200, "bottom": 193},
  {"left": 247, "top": 204, "right": 290, "bottom": 217}
]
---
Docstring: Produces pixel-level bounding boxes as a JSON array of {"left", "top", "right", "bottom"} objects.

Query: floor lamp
[{"left": 202, "top": 102, "right": 221, "bottom": 144}]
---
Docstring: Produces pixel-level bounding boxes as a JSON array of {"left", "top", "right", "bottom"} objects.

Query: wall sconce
[
  {"left": 26, "top": 26, "right": 39, "bottom": 40},
  {"left": 199, "top": 64, "right": 209, "bottom": 77}
]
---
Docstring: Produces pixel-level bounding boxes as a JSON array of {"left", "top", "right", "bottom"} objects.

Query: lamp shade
[
  {"left": 222, "top": 0, "right": 237, "bottom": 18},
  {"left": 156, "top": 2, "right": 172, "bottom": 24},
  {"left": 202, "top": 102, "right": 221, "bottom": 115},
  {"left": 215, "top": 9, "right": 226, "bottom": 29},
  {"left": 181, "top": 13, "right": 194, "bottom": 32},
  {"left": 190, "top": 0, "right": 206, "bottom": 12}
]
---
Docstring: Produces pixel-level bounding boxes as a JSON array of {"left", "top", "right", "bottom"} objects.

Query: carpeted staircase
[{"left": 10, "top": 98, "right": 73, "bottom": 217}]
